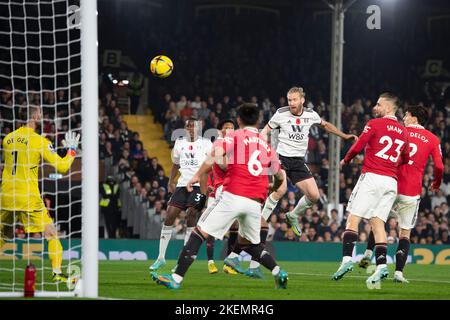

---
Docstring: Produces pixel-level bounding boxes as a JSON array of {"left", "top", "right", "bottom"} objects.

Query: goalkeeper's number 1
[{"left": 11, "top": 151, "right": 18, "bottom": 175}]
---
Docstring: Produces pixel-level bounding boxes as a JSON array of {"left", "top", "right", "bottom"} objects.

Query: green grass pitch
[{"left": 1, "top": 260, "right": 450, "bottom": 299}]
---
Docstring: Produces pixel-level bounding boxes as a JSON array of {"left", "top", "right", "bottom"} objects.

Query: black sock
[
  {"left": 241, "top": 243, "right": 277, "bottom": 271},
  {"left": 174, "top": 228, "right": 205, "bottom": 277},
  {"left": 375, "top": 243, "right": 387, "bottom": 266},
  {"left": 206, "top": 236, "right": 215, "bottom": 261},
  {"left": 260, "top": 227, "right": 269, "bottom": 245},
  {"left": 395, "top": 238, "right": 410, "bottom": 272},
  {"left": 342, "top": 229, "right": 358, "bottom": 257},
  {"left": 232, "top": 241, "right": 241, "bottom": 255},
  {"left": 227, "top": 230, "right": 238, "bottom": 255},
  {"left": 367, "top": 230, "right": 375, "bottom": 252}
]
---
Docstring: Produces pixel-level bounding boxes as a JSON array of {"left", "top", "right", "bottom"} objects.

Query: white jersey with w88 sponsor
[
  {"left": 172, "top": 137, "right": 213, "bottom": 187},
  {"left": 268, "top": 106, "right": 322, "bottom": 157}
]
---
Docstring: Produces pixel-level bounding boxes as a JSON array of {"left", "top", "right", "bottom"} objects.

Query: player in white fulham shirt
[
  {"left": 261, "top": 87, "right": 358, "bottom": 236},
  {"left": 149, "top": 118, "right": 212, "bottom": 271}
]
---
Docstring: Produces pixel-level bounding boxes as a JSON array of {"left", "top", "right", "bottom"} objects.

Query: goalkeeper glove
[
  {"left": 62, "top": 131, "right": 80, "bottom": 156},
  {"left": 192, "top": 193, "right": 207, "bottom": 211}
]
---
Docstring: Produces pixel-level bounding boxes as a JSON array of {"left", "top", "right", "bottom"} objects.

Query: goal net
[{"left": 0, "top": 0, "right": 98, "bottom": 298}]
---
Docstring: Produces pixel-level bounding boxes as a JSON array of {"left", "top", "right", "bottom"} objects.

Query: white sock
[
  {"left": 364, "top": 249, "right": 373, "bottom": 259},
  {"left": 172, "top": 273, "right": 183, "bottom": 283},
  {"left": 290, "top": 195, "right": 313, "bottom": 217},
  {"left": 249, "top": 260, "right": 260, "bottom": 269},
  {"left": 376, "top": 264, "right": 387, "bottom": 270},
  {"left": 158, "top": 225, "right": 173, "bottom": 260},
  {"left": 184, "top": 227, "right": 194, "bottom": 245},
  {"left": 228, "top": 252, "right": 239, "bottom": 259},
  {"left": 394, "top": 270, "right": 403, "bottom": 277},
  {"left": 271, "top": 266, "right": 280, "bottom": 276},
  {"left": 262, "top": 193, "right": 279, "bottom": 221},
  {"left": 208, "top": 260, "right": 214, "bottom": 264},
  {"left": 342, "top": 256, "right": 352, "bottom": 264},
  {"left": 53, "top": 268, "right": 62, "bottom": 274}
]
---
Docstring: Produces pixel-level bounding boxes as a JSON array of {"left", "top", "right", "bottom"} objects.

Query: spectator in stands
[
  {"left": 99, "top": 132, "right": 108, "bottom": 156},
  {"left": 214, "top": 103, "right": 228, "bottom": 120},
  {"left": 131, "top": 142, "right": 144, "bottom": 160},
  {"left": 329, "top": 222, "right": 339, "bottom": 239},
  {"left": 155, "top": 169, "right": 168, "bottom": 190},
  {"left": 119, "top": 121, "right": 132, "bottom": 143},
  {"left": 307, "top": 228, "right": 318, "bottom": 242},
  {"left": 130, "top": 132, "right": 143, "bottom": 151},
  {"left": 180, "top": 101, "right": 193, "bottom": 118},
  {"left": 102, "top": 141, "right": 114, "bottom": 162},
  {"left": 109, "top": 129, "right": 123, "bottom": 156},
  {"left": 197, "top": 101, "right": 210, "bottom": 120},
  {"left": 285, "top": 229, "right": 299, "bottom": 242},
  {"left": 273, "top": 222, "right": 289, "bottom": 241},
  {"left": 136, "top": 150, "right": 152, "bottom": 182},
  {"left": 191, "top": 95, "right": 202, "bottom": 110},
  {"left": 431, "top": 190, "right": 447, "bottom": 209},
  {"left": 176, "top": 95, "right": 187, "bottom": 114},
  {"left": 118, "top": 150, "right": 131, "bottom": 173},
  {"left": 287, "top": 191, "right": 296, "bottom": 207},
  {"left": 145, "top": 157, "right": 162, "bottom": 180}
]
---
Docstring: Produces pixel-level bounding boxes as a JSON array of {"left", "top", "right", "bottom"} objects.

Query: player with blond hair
[{"left": 261, "top": 86, "right": 358, "bottom": 237}]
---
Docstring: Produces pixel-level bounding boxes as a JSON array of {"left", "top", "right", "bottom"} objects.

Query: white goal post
[{"left": 80, "top": 0, "right": 98, "bottom": 299}]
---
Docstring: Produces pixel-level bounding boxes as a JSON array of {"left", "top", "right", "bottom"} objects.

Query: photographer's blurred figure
[{"left": 100, "top": 175, "right": 121, "bottom": 238}]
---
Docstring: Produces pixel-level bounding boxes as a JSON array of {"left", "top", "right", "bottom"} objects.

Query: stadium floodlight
[{"left": 324, "top": 0, "right": 359, "bottom": 214}]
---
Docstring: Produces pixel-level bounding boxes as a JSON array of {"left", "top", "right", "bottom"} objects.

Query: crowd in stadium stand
[
  {"left": 97, "top": 91, "right": 171, "bottom": 238},
  {"left": 151, "top": 93, "right": 450, "bottom": 245}
]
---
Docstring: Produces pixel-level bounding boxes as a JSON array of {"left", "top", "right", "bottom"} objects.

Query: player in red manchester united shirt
[
  {"left": 204, "top": 119, "right": 238, "bottom": 275},
  {"left": 332, "top": 93, "right": 410, "bottom": 289},
  {"left": 358, "top": 105, "right": 444, "bottom": 283},
  {"left": 150, "top": 104, "right": 289, "bottom": 290}
]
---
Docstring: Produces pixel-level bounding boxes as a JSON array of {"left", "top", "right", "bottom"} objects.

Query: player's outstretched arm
[
  {"left": 186, "top": 154, "right": 215, "bottom": 193},
  {"left": 168, "top": 163, "right": 180, "bottom": 194},
  {"left": 43, "top": 131, "right": 80, "bottom": 174},
  {"left": 341, "top": 122, "right": 374, "bottom": 165},
  {"left": 261, "top": 124, "right": 272, "bottom": 141},
  {"left": 320, "top": 119, "right": 358, "bottom": 141}
]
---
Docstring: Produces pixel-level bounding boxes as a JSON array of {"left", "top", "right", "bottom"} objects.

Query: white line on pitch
[
  {"left": 289, "top": 272, "right": 450, "bottom": 284},
  {"left": 97, "top": 296, "right": 130, "bottom": 300}
]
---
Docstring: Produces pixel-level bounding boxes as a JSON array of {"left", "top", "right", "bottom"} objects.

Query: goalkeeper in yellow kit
[{"left": 0, "top": 105, "right": 80, "bottom": 283}]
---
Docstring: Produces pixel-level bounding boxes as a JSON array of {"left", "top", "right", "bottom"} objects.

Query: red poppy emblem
[
  {"left": 189, "top": 145, "right": 193, "bottom": 150},
  {"left": 296, "top": 118, "right": 301, "bottom": 125}
]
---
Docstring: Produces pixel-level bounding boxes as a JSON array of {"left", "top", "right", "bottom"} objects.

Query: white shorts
[
  {"left": 347, "top": 172, "right": 397, "bottom": 222},
  {"left": 197, "top": 191, "right": 262, "bottom": 244},
  {"left": 390, "top": 194, "right": 420, "bottom": 230},
  {"left": 206, "top": 185, "right": 223, "bottom": 210}
]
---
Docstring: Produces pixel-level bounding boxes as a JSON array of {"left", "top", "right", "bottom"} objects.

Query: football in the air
[{"left": 150, "top": 55, "right": 173, "bottom": 78}]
